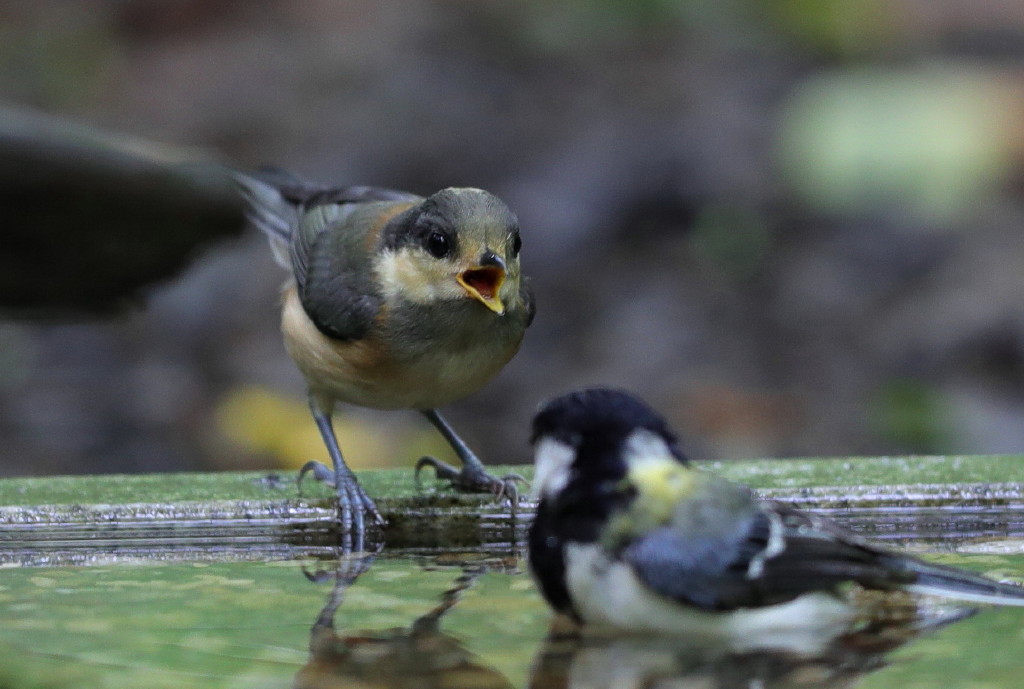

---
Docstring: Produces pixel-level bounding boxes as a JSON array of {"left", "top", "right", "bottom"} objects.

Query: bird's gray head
[{"left": 377, "top": 188, "right": 522, "bottom": 315}]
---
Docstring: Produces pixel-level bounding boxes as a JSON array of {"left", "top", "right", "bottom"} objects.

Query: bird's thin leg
[
  {"left": 298, "top": 395, "right": 385, "bottom": 543},
  {"left": 415, "top": 409, "right": 526, "bottom": 504},
  {"left": 423, "top": 408, "right": 487, "bottom": 473}
]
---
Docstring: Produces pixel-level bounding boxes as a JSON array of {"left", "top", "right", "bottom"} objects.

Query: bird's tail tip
[{"left": 906, "top": 559, "right": 1024, "bottom": 607}]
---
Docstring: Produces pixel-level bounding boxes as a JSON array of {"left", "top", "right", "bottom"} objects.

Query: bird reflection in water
[
  {"left": 292, "top": 552, "right": 977, "bottom": 689},
  {"left": 293, "top": 551, "right": 516, "bottom": 689},
  {"left": 528, "top": 593, "right": 975, "bottom": 689}
]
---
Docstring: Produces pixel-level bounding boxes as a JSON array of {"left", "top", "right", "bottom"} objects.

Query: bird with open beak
[{"left": 234, "top": 169, "right": 534, "bottom": 540}]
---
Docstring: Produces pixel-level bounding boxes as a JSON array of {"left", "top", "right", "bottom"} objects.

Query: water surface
[{"left": 1, "top": 526, "right": 1023, "bottom": 688}]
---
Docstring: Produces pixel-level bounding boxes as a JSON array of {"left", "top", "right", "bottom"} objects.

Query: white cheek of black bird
[{"left": 531, "top": 437, "right": 576, "bottom": 501}]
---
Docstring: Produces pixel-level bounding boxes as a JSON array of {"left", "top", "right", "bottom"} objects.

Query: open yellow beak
[{"left": 457, "top": 266, "right": 506, "bottom": 315}]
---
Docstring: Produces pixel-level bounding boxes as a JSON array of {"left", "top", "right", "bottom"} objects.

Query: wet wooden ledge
[{"left": 1, "top": 455, "right": 1023, "bottom": 558}]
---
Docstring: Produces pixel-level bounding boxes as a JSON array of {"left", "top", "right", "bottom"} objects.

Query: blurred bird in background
[
  {"left": 528, "top": 388, "right": 1024, "bottom": 654},
  {"left": 234, "top": 169, "right": 534, "bottom": 537}
]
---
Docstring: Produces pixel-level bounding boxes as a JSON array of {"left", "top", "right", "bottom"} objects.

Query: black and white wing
[{"left": 623, "top": 479, "right": 1024, "bottom": 611}]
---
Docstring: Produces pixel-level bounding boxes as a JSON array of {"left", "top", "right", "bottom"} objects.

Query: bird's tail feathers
[
  {"left": 903, "top": 558, "right": 1024, "bottom": 607},
  {"left": 231, "top": 169, "right": 301, "bottom": 268}
]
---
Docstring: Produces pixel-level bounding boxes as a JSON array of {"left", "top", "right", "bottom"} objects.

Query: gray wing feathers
[
  {"left": 623, "top": 491, "right": 893, "bottom": 610},
  {"left": 230, "top": 171, "right": 297, "bottom": 269},
  {"left": 294, "top": 203, "right": 380, "bottom": 341},
  {"left": 626, "top": 492, "right": 1024, "bottom": 612},
  {"left": 624, "top": 522, "right": 756, "bottom": 610},
  {"left": 290, "top": 202, "right": 359, "bottom": 297},
  {"left": 233, "top": 169, "right": 421, "bottom": 340}
]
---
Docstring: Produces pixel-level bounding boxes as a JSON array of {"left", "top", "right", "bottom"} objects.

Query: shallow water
[{"left": 1, "top": 526, "right": 1023, "bottom": 688}]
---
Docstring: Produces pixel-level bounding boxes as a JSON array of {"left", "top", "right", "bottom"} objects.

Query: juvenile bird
[
  {"left": 528, "top": 388, "right": 1024, "bottom": 653},
  {"left": 234, "top": 169, "right": 534, "bottom": 537}
]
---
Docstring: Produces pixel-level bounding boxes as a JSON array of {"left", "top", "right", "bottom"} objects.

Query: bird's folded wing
[
  {"left": 288, "top": 201, "right": 390, "bottom": 341},
  {"left": 622, "top": 497, "right": 916, "bottom": 611}
]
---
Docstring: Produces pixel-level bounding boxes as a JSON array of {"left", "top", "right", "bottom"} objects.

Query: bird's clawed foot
[
  {"left": 298, "top": 460, "right": 386, "bottom": 546},
  {"left": 414, "top": 456, "right": 527, "bottom": 505}
]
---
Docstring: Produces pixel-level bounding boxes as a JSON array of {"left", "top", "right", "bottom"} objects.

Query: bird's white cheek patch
[
  {"left": 376, "top": 250, "right": 433, "bottom": 303},
  {"left": 622, "top": 429, "right": 675, "bottom": 464},
  {"left": 375, "top": 250, "right": 462, "bottom": 305},
  {"left": 532, "top": 438, "right": 575, "bottom": 500}
]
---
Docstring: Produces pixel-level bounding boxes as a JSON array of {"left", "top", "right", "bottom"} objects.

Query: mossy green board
[
  {"left": 2, "top": 456, "right": 1024, "bottom": 551},
  {"left": 3, "top": 456, "right": 1024, "bottom": 507}
]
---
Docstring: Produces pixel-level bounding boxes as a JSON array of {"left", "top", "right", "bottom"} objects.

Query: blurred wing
[{"left": 231, "top": 169, "right": 300, "bottom": 267}]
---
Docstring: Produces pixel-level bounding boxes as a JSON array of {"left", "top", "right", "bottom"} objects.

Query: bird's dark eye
[
  {"left": 511, "top": 232, "right": 522, "bottom": 257},
  {"left": 425, "top": 230, "right": 451, "bottom": 259}
]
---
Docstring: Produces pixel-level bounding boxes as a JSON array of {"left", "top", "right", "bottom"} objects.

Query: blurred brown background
[{"left": 2, "top": 0, "right": 1023, "bottom": 478}]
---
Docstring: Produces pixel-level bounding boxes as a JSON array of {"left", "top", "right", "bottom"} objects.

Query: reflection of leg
[
  {"left": 297, "top": 394, "right": 384, "bottom": 545},
  {"left": 412, "top": 565, "right": 487, "bottom": 633},
  {"left": 414, "top": 409, "right": 526, "bottom": 503},
  {"left": 304, "top": 550, "right": 379, "bottom": 636}
]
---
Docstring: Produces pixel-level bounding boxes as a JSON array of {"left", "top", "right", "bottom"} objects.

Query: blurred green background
[{"left": 1, "top": 0, "right": 1023, "bottom": 477}]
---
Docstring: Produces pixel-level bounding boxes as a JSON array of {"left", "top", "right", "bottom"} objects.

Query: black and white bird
[{"left": 527, "top": 388, "right": 1024, "bottom": 653}]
